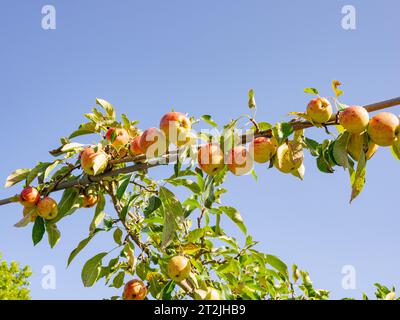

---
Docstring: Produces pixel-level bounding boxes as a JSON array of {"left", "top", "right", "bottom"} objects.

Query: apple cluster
[
  {"left": 19, "top": 187, "right": 58, "bottom": 222},
  {"left": 122, "top": 255, "right": 221, "bottom": 300},
  {"left": 306, "top": 97, "right": 400, "bottom": 161}
]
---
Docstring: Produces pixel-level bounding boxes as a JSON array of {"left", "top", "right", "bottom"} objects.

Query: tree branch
[{"left": 0, "top": 96, "right": 399, "bottom": 207}]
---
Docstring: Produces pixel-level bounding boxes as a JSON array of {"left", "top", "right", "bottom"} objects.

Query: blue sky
[{"left": 0, "top": 0, "right": 399, "bottom": 299}]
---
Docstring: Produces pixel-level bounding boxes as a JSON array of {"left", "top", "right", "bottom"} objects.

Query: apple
[
  {"left": 23, "top": 206, "right": 38, "bottom": 222},
  {"left": 226, "top": 146, "right": 253, "bottom": 176},
  {"left": 197, "top": 143, "right": 225, "bottom": 175},
  {"left": 129, "top": 135, "right": 144, "bottom": 156},
  {"left": 19, "top": 187, "right": 40, "bottom": 208},
  {"left": 37, "top": 197, "right": 58, "bottom": 220},
  {"left": 140, "top": 127, "right": 167, "bottom": 158},
  {"left": 306, "top": 97, "right": 333, "bottom": 124},
  {"left": 122, "top": 279, "right": 147, "bottom": 300},
  {"left": 339, "top": 105, "right": 369, "bottom": 134},
  {"left": 167, "top": 256, "right": 191, "bottom": 282},
  {"left": 80, "top": 147, "right": 109, "bottom": 176},
  {"left": 82, "top": 194, "right": 98, "bottom": 208},
  {"left": 347, "top": 133, "right": 378, "bottom": 161},
  {"left": 367, "top": 112, "right": 400, "bottom": 146},
  {"left": 273, "top": 143, "right": 302, "bottom": 173},
  {"left": 248, "top": 136, "right": 277, "bottom": 163},
  {"left": 160, "top": 112, "right": 192, "bottom": 146},
  {"left": 105, "top": 128, "right": 130, "bottom": 150}
]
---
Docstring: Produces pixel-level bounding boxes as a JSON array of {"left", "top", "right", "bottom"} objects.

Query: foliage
[
  {"left": 0, "top": 253, "right": 32, "bottom": 300},
  {"left": 2, "top": 82, "right": 399, "bottom": 300}
]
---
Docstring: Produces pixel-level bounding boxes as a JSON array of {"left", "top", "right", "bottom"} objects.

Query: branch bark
[{"left": 1, "top": 96, "right": 399, "bottom": 206}]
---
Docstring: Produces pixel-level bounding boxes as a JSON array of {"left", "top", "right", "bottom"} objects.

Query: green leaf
[
  {"left": 143, "top": 196, "right": 162, "bottom": 217},
  {"left": 266, "top": 254, "right": 288, "bottom": 276},
  {"left": 4, "top": 169, "right": 30, "bottom": 188},
  {"left": 201, "top": 115, "right": 218, "bottom": 128},
  {"left": 219, "top": 206, "right": 247, "bottom": 234},
  {"left": 26, "top": 162, "right": 52, "bottom": 186},
  {"left": 350, "top": 151, "right": 367, "bottom": 203},
  {"left": 303, "top": 137, "right": 320, "bottom": 157},
  {"left": 391, "top": 140, "right": 400, "bottom": 160},
  {"left": 117, "top": 175, "right": 132, "bottom": 200},
  {"left": 187, "top": 228, "right": 205, "bottom": 243},
  {"left": 113, "top": 228, "right": 123, "bottom": 245},
  {"left": 159, "top": 187, "right": 183, "bottom": 248},
  {"left": 304, "top": 87, "right": 319, "bottom": 95},
  {"left": 248, "top": 89, "right": 256, "bottom": 109},
  {"left": 51, "top": 188, "right": 80, "bottom": 223},
  {"left": 32, "top": 217, "right": 45, "bottom": 246},
  {"left": 81, "top": 252, "right": 108, "bottom": 287},
  {"left": 119, "top": 195, "right": 138, "bottom": 222},
  {"left": 256, "top": 122, "right": 272, "bottom": 131},
  {"left": 273, "top": 122, "right": 294, "bottom": 145},
  {"left": 166, "top": 178, "right": 201, "bottom": 194},
  {"left": 67, "top": 234, "right": 97, "bottom": 266},
  {"left": 44, "top": 160, "right": 62, "bottom": 181},
  {"left": 96, "top": 98, "right": 116, "bottom": 119},
  {"left": 46, "top": 223, "right": 61, "bottom": 248},
  {"left": 332, "top": 132, "right": 350, "bottom": 169},
  {"left": 69, "top": 129, "right": 96, "bottom": 139},
  {"left": 90, "top": 194, "right": 106, "bottom": 232},
  {"left": 113, "top": 271, "right": 125, "bottom": 289}
]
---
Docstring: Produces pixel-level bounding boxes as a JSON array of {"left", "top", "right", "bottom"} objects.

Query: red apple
[
  {"left": 129, "top": 135, "right": 144, "bottom": 156},
  {"left": 306, "top": 97, "right": 332, "bottom": 124},
  {"left": 160, "top": 112, "right": 192, "bottom": 146},
  {"left": 338, "top": 106, "right": 369, "bottom": 134},
  {"left": 80, "top": 147, "right": 109, "bottom": 176},
  {"left": 367, "top": 112, "right": 400, "bottom": 146},
  {"left": 37, "top": 197, "right": 58, "bottom": 220},
  {"left": 197, "top": 143, "right": 225, "bottom": 175},
  {"left": 122, "top": 279, "right": 147, "bottom": 300},
  {"left": 19, "top": 187, "right": 40, "bottom": 208},
  {"left": 105, "top": 128, "right": 130, "bottom": 150},
  {"left": 140, "top": 128, "right": 167, "bottom": 158},
  {"left": 248, "top": 136, "right": 277, "bottom": 163},
  {"left": 226, "top": 146, "right": 253, "bottom": 176}
]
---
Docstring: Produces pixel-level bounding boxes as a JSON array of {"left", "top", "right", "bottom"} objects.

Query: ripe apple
[
  {"left": 347, "top": 133, "right": 378, "bottom": 161},
  {"left": 167, "top": 256, "right": 191, "bottom": 282},
  {"left": 122, "top": 279, "right": 147, "bottom": 300},
  {"left": 105, "top": 128, "right": 130, "bottom": 150},
  {"left": 306, "top": 97, "right": 333, "bottom": 124},
  {"left": 19, "top": 187, "right": 40, "bottom": 208},
  {"left": 23, "top": 206, "right": 38, "bottom": 222},
  {"left": 273, "top": 143, "right": 302, "bottom": 173},
  {"left": 367, "top": 112, "right": 400, "bottom": 146},
  {"left": 197, "top": 143, "right": 225, "bottom": 175},
  {"left": 248, "top": 136, "right": 277, "bottom": 163},
  {"left": 80, "top": 147, "right": 109, "bottom": 176},
  {"left": 140, "top": 127, "right": 167, "bottom": 158},
  {"left": 82, "top": 194, "right": 98, "bottom": 208},
  {"left": 205, "top": 287, "right": 221, "bottom": 300},
  {"left": 226, "top": 146, "right": 253, "bottom": 176},
  {"left": 37, "top": 197, "right": 58, "bottom": 220},
  {"left": 338, "top": 105, "right": 369, "bottom": 134},
  {"left": 129, "top": 135, "right": 144, "bottom": 156},
  {"left": 159, "top": 112, "right": 192, "bottom": 146}
]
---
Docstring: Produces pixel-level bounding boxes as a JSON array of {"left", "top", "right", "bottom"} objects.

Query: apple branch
[{"left": 0, "top": 96, "right": 399, "bottom": 207}]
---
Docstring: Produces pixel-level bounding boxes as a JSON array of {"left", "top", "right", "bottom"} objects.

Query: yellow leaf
[{"left": 332, "top": 80, "right": 344, "bottom": 97}]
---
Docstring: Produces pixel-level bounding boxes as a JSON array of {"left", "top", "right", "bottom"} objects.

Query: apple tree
[{"left": 1, "top": 81, "right": 399, "bottom": 300}]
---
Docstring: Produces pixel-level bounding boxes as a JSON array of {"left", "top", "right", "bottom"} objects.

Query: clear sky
[{"left": 0, "top": 0, "right": 399, "bottom": 300}]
